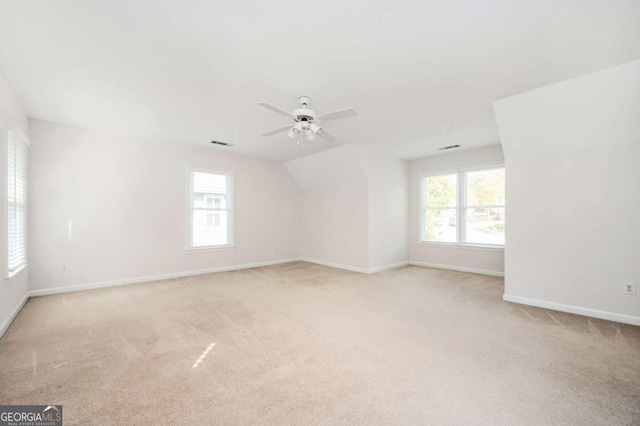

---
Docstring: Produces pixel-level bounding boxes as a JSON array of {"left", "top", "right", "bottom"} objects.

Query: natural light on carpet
[{"left": 192, "top": 343, "right": 216, "bottom": 368}]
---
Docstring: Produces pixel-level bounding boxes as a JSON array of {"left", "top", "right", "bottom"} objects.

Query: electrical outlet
[
  {"left": 62, "top": 264, "right": 69, "bottom": 272},
  {"left": 623, "top": 282, "right": 636, "bottom": 295}
]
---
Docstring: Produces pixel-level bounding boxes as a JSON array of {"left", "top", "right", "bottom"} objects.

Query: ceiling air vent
[
  {"left": 211, "top": 140, "right": 233, "bottom": 147},
  {"left": 438, "top": 144, "right": 460, "bottom": 151}
]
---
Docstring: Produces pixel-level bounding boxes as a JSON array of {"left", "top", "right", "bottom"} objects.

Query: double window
[
  {"left": 187, "top": 166, "right": 234, "bottom": 250},
  {"left": 7, "top": 124, "right": 30, "bottom": 277},
  {"left": 420, "top": 164, "right": 505, "bottom": 247}
]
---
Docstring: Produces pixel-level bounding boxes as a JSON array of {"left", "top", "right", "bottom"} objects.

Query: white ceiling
[{"left": 0, "top": 0, "right": 638, "bottom": 161}]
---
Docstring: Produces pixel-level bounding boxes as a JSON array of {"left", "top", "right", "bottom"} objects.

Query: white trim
[
  {"left": 3, "top": 115, "right": 7, "bottom": 280},
  {"left": 299, "top": 258, "right": 409, "bottom": 274},
  {"left": 29, "top": 258, "right": 299, "bottom": 297},
  {"left": 299, "top": 258, "right": 370, "bottom": 274},
  {"left": 503, "top": 294, "right": 640, "bottom": 327},
  {"left": 6, "top": 263, "right": 27, "bottom": 279},
  {"left": 418, "top": 163, "right": 505, "bottom": 247},
  {"left": 417, "top": 241, "right": 505, "bottom": 252},
  {"left": 419, "top": 168, "right": 460, "bottom": 180},
  {"left": 23, "top": 258, "right": 410, "bottom": 298},
  {"left": 185, "top": 164, "right": 235, "bottom": 251},
  {"left": 418, "top": 161, "right": 505, "bottom": 177},
  {"left": 368, "top": 261, "right": 410, "bottom": 274},
  {"left": 409, "top": 260, "right": 504, "bottom": 277},
  {"left": 0, "top": 292, "right": 29, "bottom": 339},
  {"left": 185, "top": 245, "right": 236, "bottom": 253}
]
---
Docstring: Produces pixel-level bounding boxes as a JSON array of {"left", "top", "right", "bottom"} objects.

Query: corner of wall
[{"left": 0, "top": 68, "right": 30, "bottom": 339}]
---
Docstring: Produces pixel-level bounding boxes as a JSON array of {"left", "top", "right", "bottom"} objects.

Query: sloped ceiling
[{"left": 0, "top": 0, "right": 638, "bottom": 161}]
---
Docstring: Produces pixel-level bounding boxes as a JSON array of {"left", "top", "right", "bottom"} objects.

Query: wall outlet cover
[{"left": 623, "top": 282, "right": 636, "bottom": 295}]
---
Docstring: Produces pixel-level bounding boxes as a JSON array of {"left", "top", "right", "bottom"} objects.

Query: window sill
[
  {"left": 185, "top": 245, "right": 236, "bottom": 254},
  {"left": 417, "top": 241, "right": 504, "bottom": 252},
  {"left": 6, "top": 263, "right": 28, "bottom": 280}
]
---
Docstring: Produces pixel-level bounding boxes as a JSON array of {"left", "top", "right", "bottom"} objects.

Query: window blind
[{"left": 7, "top": 124, "right": 29, "bottom": 277}]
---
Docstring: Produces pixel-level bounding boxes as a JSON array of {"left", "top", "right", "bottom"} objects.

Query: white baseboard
[
  {"left": 503, "top": 294, "right": 640, "bottom": 327},
  {"left": 29, "top": 258, "right": 300, "bottom": 297},
  {"left": 299, "top": 258, "right": 370, "bottom": 274},
  {"left": 0, "top": 292, "right": 30, "bottom": 340},
  {"left": 299, "top": 258, "right": 409, "bottom": 274},
  {"left": 408, "top": 261, "right": 504, "bottom": 277},
  {"left": 8, "top": 257, "right": 406, "bottom": 338},
  {"left": 368, "top": 261, "right": 410, "bottom": 274}
]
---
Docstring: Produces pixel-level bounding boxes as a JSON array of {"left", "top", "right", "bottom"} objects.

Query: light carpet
[{"left": 0, "top": 262, "right": 639, "bottom": 425}]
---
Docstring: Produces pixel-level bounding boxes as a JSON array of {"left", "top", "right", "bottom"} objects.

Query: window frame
[
  {"left": 185, "top": 164, "right": 235, "bottom": 252},
  {"left": 419, "top": 162, "right": 505, "bottom": 250},
  {"left": 204, "top": 195, "right": 223, "bottom": 230},
  {"left": 6, "top": 122, "right": 30, "bottom": 278}
]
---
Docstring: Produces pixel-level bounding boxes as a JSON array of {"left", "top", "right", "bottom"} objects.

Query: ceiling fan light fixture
[
  {"left": 305, "top": 129, "right": 316, "bottom": 141},
  {"left": 288, "top": 122, "right": 304, "bottom": 139},
  {"left": 309, "top": 123, "right": 321, "bottom": 135}
]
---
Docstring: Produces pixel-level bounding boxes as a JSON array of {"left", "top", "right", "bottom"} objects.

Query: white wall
[
  {"left": 28, "top": 120, "right": 301, "bottom": 291},
  {"left": 286, "top": 145, "right": 370, "bottom": 270},
  {"left": 494, "top": 60, "right": 640, "bottom": 325},
  {"left": 408, "top": 145, "right": 505, "bottom": 275},
  {"left": 359, "top": 149, "right": 408, "bottom": 270},
  {"left": 300, "top": 182, "right": 370, "bottom": 269},
  {"left": 286, "top": 145, "right": 408, "bottom": 272},
  {"left": 0, "top": 69, "right": 29, "bottom": 335}
]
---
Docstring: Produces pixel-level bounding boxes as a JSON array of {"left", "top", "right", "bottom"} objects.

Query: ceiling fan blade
[
  {"left": 262, "top": 125, "right": 291, "bottom": 137},
  {"left": 257, "top": 102, "right": 294, "bottom": 119},
  {"left": 315, "top": 108, "right": 358, "bottom": 122},
  {"left": 319, "top": 129, "right": 337, "bottom": 142}
]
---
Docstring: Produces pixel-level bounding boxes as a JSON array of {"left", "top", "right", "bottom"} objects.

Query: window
[
  {"left": 205, "top": 196, "right": 223, "bottom": 228},
  {"left": 187, "top": 166, "right": 234, "bottom": 249},
  {"left": 7, "top": 124, "right": 30, "bottom": 277},
  {"left": 420, "top": 165, "right": 505, "bottom": 247}
]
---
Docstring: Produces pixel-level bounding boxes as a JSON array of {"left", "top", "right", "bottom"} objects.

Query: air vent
[
  {"left": 211, "top": 140, "right": 233, "bottom": 147},
  {"left": 438, "top": 144, "right": 461, "bottom": 151}
]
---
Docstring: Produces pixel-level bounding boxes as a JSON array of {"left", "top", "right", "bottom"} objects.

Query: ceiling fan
[{"left": 258, "top": 96, "right": 357, "bottom": 146}]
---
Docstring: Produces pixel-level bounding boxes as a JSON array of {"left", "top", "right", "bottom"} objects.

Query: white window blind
[
  {"left": 187, "top": 166, "right": 234, "bottom": 249},
  {"left": 7, "top": 124, "right": 29, "bottom": 277}
]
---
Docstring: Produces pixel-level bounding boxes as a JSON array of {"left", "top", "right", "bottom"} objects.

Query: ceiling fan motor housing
[{"left": 293, "top": 108, "right": 316, "bottom": 122}]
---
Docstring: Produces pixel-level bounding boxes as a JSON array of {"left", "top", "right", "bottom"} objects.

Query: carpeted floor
[{"left": 0, "top": 262, "right": 639, "bottom": 425}]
